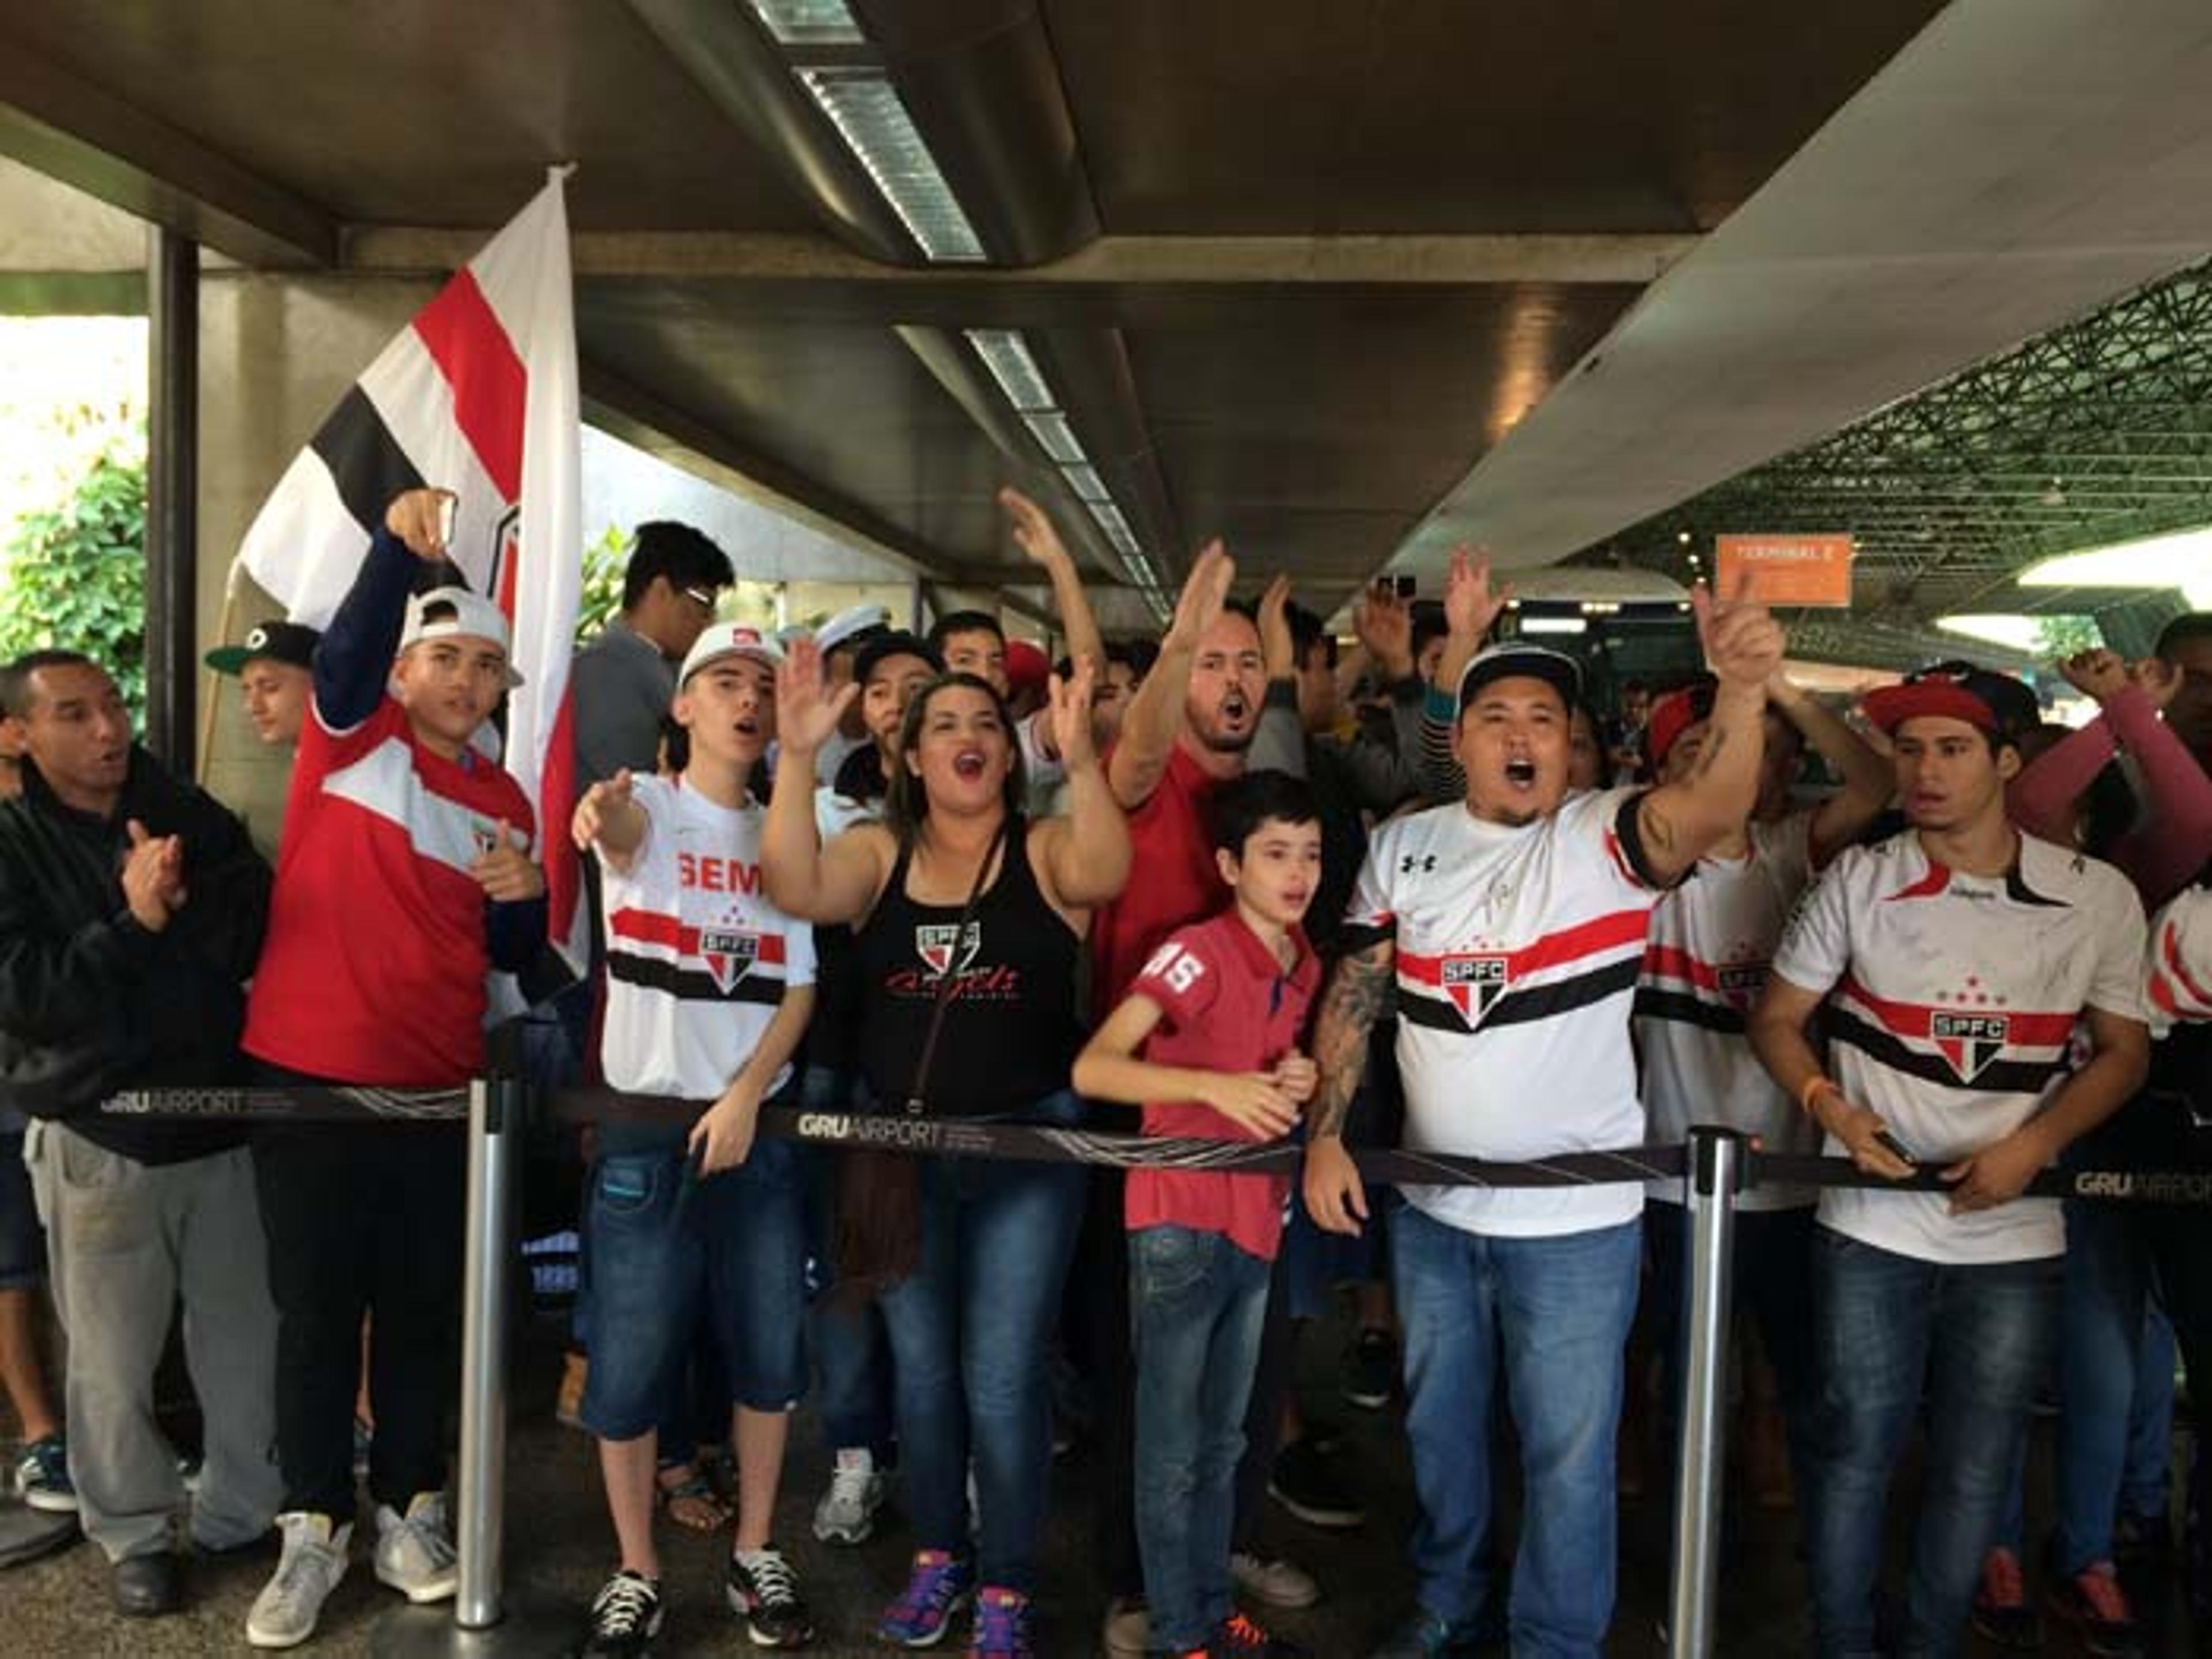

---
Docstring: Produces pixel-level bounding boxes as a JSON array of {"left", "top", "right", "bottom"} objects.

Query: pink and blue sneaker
[
  {"left": 877, "top": 1549, "right": 974, "bottom": 1647},
  {"left": 965, "top": 1586, "right": 1034, "bottom": 1658}
]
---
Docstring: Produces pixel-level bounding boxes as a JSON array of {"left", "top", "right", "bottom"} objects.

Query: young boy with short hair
[
  {"left": 1074, "top": 770, "right": 1324, "bottom": 1659},
  {"left": 569, "top": 622, "right": 818, "bottom": 1656}
]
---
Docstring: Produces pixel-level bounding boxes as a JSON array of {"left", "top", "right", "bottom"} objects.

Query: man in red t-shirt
[{"left": 1077, "top": 771, "right": 1324, "bottom": 1659}]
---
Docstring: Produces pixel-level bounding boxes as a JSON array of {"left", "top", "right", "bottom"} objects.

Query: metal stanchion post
[
  {"left": 376, "top": 1073, "right": 563, "bottom": 1656},
  {"left": 1666, "top": 1126, "right": 1744, "bottom": 1659}
]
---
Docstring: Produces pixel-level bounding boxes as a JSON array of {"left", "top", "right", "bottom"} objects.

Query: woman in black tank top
[{"left": 764, "top": 654, "right": 1130, "bottom": 1653}]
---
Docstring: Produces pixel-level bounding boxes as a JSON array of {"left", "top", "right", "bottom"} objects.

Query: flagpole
[{"left": 195, "top": 559, "right": 242, "bottom": 785}]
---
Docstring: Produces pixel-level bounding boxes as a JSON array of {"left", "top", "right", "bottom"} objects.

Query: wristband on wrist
[{"left": 1798, "top": 1074, "right": 1838, "bottom": 1116}]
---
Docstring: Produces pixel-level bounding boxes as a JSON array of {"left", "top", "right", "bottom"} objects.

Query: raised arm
[
  {"left": 1766, "top": 672, "right": 1893, "bottom": 864},
  {"left": 1418, "top": 547, "right": 1512, "bottom": 804},
  {"left": 319, "top": 489, "right": 456, "bottom": 729},
  {"left": 760, "top": 637, "right": 891, "bottom": 925},
  {"left": 1633, "top": 586, "right": 1786, "bottom": 885},
  {"left": 1037, "top": 658, "right": 1132, "bottom": 911},
  {"left": 999, "top": 488, "right": 1106, "bottom": 731},
  {"left": 1109, "top": 540, "right": 1234, "bottom": 810},
  {"left": 1248, "top": 575, "right": 1311, "bottom": 780}
]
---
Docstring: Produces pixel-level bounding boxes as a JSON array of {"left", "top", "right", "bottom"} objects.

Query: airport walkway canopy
[{"left": 5, "top": 0, "right": 2212, "bottom": 656}]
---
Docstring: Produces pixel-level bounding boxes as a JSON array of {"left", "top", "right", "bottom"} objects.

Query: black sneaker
[
  {"left": 2047, "top": 1560, "right": 2142, "bottom": 1658},
  {"left": 1969, "top": 1548, "right": 2043, "bottom": 1650},
  {"left": 1267, "top": 1436, "right": 1365, "bottom": 1531},
  {"left": 582, "top": 1570, "right": 664, "bottom": 1657},
  {"left": 728, "top": 1546, "right": 814, "bottom": 1648},
  {"left": 1341, "top": 1328, "right": 1398, "bottom": 1410}
]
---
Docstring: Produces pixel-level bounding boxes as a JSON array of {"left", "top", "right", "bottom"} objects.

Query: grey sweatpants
[{"left": 24, "top": 1122, "right": 282, "bottom": 1562}]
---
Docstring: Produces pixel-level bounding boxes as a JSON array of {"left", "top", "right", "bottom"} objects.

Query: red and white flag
[{"left": 235, "top": 169, "right": 586, "bottom": 967}]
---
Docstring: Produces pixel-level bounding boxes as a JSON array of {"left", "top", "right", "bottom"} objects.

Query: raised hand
[
  {"left": 1163, "top": 539, "right": 1236, "bottom": 656},
  {"left": 1443, "top": 545, "right": 1512, "bottom": 646},
  {"left": 2126, "top": 655, "right": 2184, "bottom": 711},
  {"left": 1355, "top": 582, "right": 1415, "bottom": 680},
  {"left": 2059, "top": 647, "right": 2130, "bottom": 704},
  {"left": 385, "top": 487, "right": 457, "bottom": 563},
  {"left": 1257, "top": 573, "right": 1296, "bottom": 680},
  {"left": 573, "top": 769, "right": 636, "bottom": 852},
  {"left": 1048, "top": 656, "right": 1101, "bottom": 771},
  {"left": 470, "top": 819, "right": 546, "bottom": 902},
  {"left": 1694, "top": 577, "right": 1786, "bottom": 691},
  {"left": 999, "top": 486, "right": 1072, "bottom": 572},
  {"left": 775, "top": 635, "right": 858, "bottom": 757},
  {"left": 122, "top": 818, "right": 185, "bottom": 931}
]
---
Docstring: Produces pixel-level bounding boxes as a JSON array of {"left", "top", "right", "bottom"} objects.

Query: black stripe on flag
[{"left": 310, "top": 385, "right": 426, "bottom": 536}]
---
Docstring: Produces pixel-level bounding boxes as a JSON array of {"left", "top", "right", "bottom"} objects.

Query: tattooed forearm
[{"left": 1309, "top": 940, "right": 1394, "bottom": 1137}]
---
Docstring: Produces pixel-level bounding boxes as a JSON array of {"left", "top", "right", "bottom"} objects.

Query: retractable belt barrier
[
  {"left": 96, "top": 1085, "right": 2212, "bottom": 1204},
  {"left": 83, "top": 1084, "right": 2212, "bottom": 1657}
]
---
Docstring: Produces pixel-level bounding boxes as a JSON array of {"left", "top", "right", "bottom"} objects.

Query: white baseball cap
[
  {"left": 399, "top": 587, "right": 522, "bottom": 687},
  {"left": 815, "top": 603, "right": 892, "bottom": 656},
  {"left": 679, "top": 621, "right": 785, "bottom": 688}
]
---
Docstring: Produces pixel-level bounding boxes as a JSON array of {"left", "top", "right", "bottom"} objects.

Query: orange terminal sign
[{"left": 1714, "top": 534, "right": 1855, "bottom": 608}]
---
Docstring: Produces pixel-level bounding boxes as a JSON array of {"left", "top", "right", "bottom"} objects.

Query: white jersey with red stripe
[
  {"left": 1636, "top": 809, "right": 1823, "bottom": 1210},
  {"left": 2147, "top": 884, "right": 2212, "bottom": 1036},
  {"left": 1346, "top": 786, "right": 1665, "bottom": 1237},
  {"left": 597, "top": 774, "right": 815, "bottom": 1100},
  {"left": 1771, "top": 830, "right": 2147, "bottom": 1264}
]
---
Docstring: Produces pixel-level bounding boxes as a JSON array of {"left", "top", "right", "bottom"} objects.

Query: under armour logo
[{"left": 1400, "top": 854, "right": 1438, "bottom": 874}]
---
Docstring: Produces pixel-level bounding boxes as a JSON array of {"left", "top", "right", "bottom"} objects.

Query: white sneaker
[
  {"left": 1232, "top": 1550, "right": 1321, "bottom": 1610},
  {"left": 374, "top": 1491, "right": 459, "bottom": 1604},
  {"left": 810, "top": 1447, "right": 887, "bottom": 1545},
  {"left": 246, "top": 1512, "right": 351, "bottom": 1649}
]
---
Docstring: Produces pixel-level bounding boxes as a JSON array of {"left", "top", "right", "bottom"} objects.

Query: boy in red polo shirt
[{"left": 1074, "top": 770, "right": 1324, "bottom": 1659}]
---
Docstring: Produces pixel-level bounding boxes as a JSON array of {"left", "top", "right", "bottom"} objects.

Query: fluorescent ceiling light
[
  {"left": 1519, "top": 616, "right": 1588, "bottom": 636},
  {"left": 1937, "top": 613, "right": 2097, "bottom": 653},
  {"left": 747, "top": 0, "right": 863, "bottom": 45},
  {"left": 1089, "top": 501, "right": 1137, "bottom": 550},
  {"left": 2018, "top": 525, "right": 2212, "bottom": 608},
  {"left": 797, "top": 70, "right": 984, "bottom": 262},
  {"left": 963, "top": 329, "right": 1054, "bottom": 412},
  {"left": 1060, "top": 462, "right": 1111, "bottom": 503},
  {"left": 1022, "top": 410, "right": 1086, "bottom": 466}
]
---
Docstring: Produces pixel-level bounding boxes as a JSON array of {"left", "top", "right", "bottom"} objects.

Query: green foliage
[
  {"left": 2035, "top": 615, "right": 2103, "bottom": 658},
  {"left": 576, "top": 523, "right": 629, "bottom": 645},
  {"left": 0, "top": 445, "right": 148, "bottom": 715}
]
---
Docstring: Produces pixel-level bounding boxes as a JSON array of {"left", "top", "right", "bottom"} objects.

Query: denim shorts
[
  {"left": 577, "top": 1130, "right": 809, "bottom": 1438},
  {"left": 0, "top": 1133, "right": 46, "bottom": 1291}
]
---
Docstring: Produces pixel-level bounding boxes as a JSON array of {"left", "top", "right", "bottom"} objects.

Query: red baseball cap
[
  {"left": 1003, "top": 638, "right": 1051, "bottom": 700},
  {"left": 1646, "top": 678, "right": 1717, "bottom": 770},
  {"left": 1861, "top": 665, "right": 2027, "bottom": 738}
]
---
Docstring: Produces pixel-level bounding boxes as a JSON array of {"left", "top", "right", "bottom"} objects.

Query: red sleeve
[
  {"left": 1132, "top": 925, "right": 1224, "bottom": 1030},
  {"left": 2103, "top": 685, "right": 2212, "bottom": 906},
  {"left": 2007, "top": 716, "right": 2117, "bottom": 846}
]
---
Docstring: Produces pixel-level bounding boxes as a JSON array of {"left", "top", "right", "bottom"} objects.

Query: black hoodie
[{"left": 0, "top": 747, "right": 271, "bottom": 1162}]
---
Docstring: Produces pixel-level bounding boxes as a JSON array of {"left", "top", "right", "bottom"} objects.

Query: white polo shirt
[
  {"left": 599, "top": 774, "right": 816, "bottom": 1100},
  {"left": 1771, "top": 830, "right": 2147, "bottom": 1264},
  {"left": 1637, "top": 810, "right": 1823, "bottom": 1210},
  {"left": 1346, "top": 787, "right": 1666, "bottom": 1238}
]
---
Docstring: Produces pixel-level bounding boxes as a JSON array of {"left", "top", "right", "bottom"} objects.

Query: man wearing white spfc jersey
[
  {"left": 1304, "top": 582, "right": 1785, "bottom": 1659},
  {"left": 1751, "top": 666, "right": 2150, "bottom": 1659}
]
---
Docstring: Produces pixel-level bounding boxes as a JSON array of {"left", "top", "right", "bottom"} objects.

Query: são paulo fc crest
[
  {"left": 1441, "top": 954, "right": 1509, "bottom": 1027},
  {"left": 699, "top": 930, "right": 761, "bottom": 993},
  {"left": 1932, "top": 1011, "right": 2009, "bottom": 1083},
  {"left": 916, "top": 922, "right": 983, "bottom": 978},
  {"left": 1717, "top": 962, "right": 1770, "bottom": 1010}
]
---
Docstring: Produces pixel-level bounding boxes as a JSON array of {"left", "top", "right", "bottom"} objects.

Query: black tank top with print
[{"left": 849, "top": 818, "right": 1080, "bottom": 1117}]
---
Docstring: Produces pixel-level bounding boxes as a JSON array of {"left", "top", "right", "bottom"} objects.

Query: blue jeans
[
  {"left": 2124, "top": 1300, "right": 2175, "bottom": 1522},
  {"left": 1130, "top": 1225, "right": 1272, "bottom": 1652},
  {"left": 577, "top": 1134, "right": 809, "bottom": 1440},
  {"left": 1391, "top": 1204, "right": 1641, "bottom": 1656},
  {"left": 1810, "top": 1228, "right": 2059, "bottom": 1658},
  {"left": 875, "top": 1090, "right": 1086, "bottom": 1593},
  {"left": 802, "top": 1067, "right": 895, "bottom": 1458}
]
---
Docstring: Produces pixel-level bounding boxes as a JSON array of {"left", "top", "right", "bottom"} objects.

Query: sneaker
[
  {"left": 813, "top": 1446, "right": 888, "bottom": 1544},
  {"left": 1342, "top": 1328, "right": 1398, "bottom": 1410},
  {"left": 1100, "top": 1593, "right": 1149, "bottom": 1657},
  {"left": 1212, "top": 1609, "right": 1306, "bottom": 1656},
  {"left": 374, "top": 1491, "right": 459, "bottom": 1604},
  {"left": 15, "top": 1434, "right": 76, "bottom": 1513},
  {"left": 966, "top": 1585, "right": 1033, "bottom": 1658},
  {"left": 878, "top": 1548, "right": 974, "bottom": 1647},
  {"left": 729, "top": 1546, "right": 814, "bottom": 1648},
  {"left": 1231, "top": 1551, "right": 1320, "bottom": 1611},
  {"left": 582, "top": 1570, "right": 665, "bottom": 1657},
  {"left": 2047, "top": 1560, "right": 2142, "bottom": 1657},
  {"left": 245, "top": 1513, "right": 352, "bottom": 1649},
  {"left": 1969, "top": 1547, "right": 2043, "bottom": 1650},
  {"left": 1267, "top": 1436, "right": 1365, "bottom": 1531},
  {"left": 1369, "top": 1605, "right": 1476, "bottom": 1658}
]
